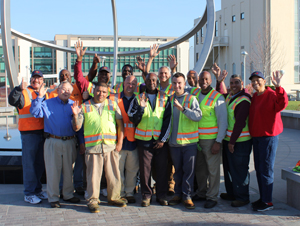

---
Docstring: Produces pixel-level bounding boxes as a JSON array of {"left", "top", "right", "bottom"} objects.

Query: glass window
[
  {"left": 232, "top": 15, "right": 236, "bottom": 22},
  {"left": 232, "top": 63, "right": 236, "bottom": 74},
  {"left": 241, "top": 12, "right": 245, "bottom": 20},
  {"left": 215, "top": 21, "right": 218, "bottom": 37}
]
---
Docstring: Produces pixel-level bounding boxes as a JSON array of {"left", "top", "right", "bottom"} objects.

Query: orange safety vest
[
  {"left": 18, "top": 87, "right": 48, "bottom": 131},
  {"left": 110, "top": 93, "right": 136, "bottom": 142}
]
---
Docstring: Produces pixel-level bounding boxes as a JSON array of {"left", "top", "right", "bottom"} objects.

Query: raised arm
[
  {"left": 167, "top": 55, "right": 178, "bottom": 74},
  {"left": 8, "top": 77, "right": 27, "bottom": 109},
  {"left": 136, "top": 56, "right": 147, "bottom": 82},
  {"left": 74, "top": 41, "right": 89, "bottom": 94},
  {"left": 271, "top": 71, "right": 288, "bottom": 112},
  {"left": 146, "top": 44, "right": 160, "bottom": 73},
  {"left": 212, "top": 63, "right": 228, "bottom": 94},
  {"left": 87, "top": 54, "right": 100, "bottom": 82}
]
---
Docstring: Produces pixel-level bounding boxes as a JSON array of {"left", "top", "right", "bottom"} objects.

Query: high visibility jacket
[
  {"left": 49, "top": 83, "right": 83, "bottom": 103},
  {"left": 196, "top": 89, "right": 222, "bottom": 139},
  {"left": 114, "top": 82, "right": 141, "bottom": 95},
  {"left": 135, "top": 91, "right": 168, "bottom": 140},
  {"left": 18, "top": 87, "right": 48, "bottom": 131},
  {"left": 224, "top": 95, "right": 251, "bottom": 142},
  {"left": 109, "top": 93, "right": 135, "bottom": 142},
  {"left": 87, "top": 82, "right": 116, "bottom": 97},
  {"left": 190, "top": 87, "right": 201, "bottom": 97},
  {"left": 170, "top": 94, "right": 198, "bottom": 144},
  {"left": 82, "top": 99, "right": 117, "bottom": 147},
  {"left": 158, "top": 84, "right": 174, "bottom": 96}
]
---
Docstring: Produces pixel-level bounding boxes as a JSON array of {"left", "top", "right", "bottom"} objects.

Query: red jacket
[{"left": 249, "top": 86, "right": 288, "bottom": 137}]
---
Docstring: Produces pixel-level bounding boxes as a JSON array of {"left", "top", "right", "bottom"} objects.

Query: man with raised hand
[
  {"left": 74, "top": 41, "right": 116, "bottom": 98},
  {"left": 168, "top": 73, "right": 202, "bottom": 209},
  {"left": 110, "top": 75, "right": 139, "bottom": 204},
  {"left": 128, "top": 73, "right": 171, "bottom": 207},
  {"left": 30, "top": 81, "right": 80, "bottom": 208},
  {"left": 8, "top": 71, "right": 48, "bottom": 204},
  {"left": 72, "top": 82, "right": 125, "bottom": 213},
  {"left": 193, "top": 71, "right": 227, "bottom": 209},
  {"left": 49, "top": 68, "right": 86, "bottom": 196}
]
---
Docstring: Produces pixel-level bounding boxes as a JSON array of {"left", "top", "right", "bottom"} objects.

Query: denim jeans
[
  {"left": 223, "top": 139, "right": 252, "bottom": 201},
  {"left": 21, "top": 133, "right": 45, "bottom": 196},
  {"left": 253, "top": 135, "right": 279, "bottom": 203},
  {"left": 170, "top": 144, "right": 197, "bottom": 200}
]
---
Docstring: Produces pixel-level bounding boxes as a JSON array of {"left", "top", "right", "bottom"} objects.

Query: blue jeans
[
  {"left": 253, "top": 136, "right": 279, "bottom": 203},
  {"left": 21, "top": 133, "right": 45, "bottom": 196},
  {"left": 223, "top": 139, "right": 252, "bottom": 201},
  {"left": 170, "top": 144, "right": 197, "bottom": 200}
]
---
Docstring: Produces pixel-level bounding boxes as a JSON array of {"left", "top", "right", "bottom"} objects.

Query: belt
[{"left": 49, "top": 134, "right": 75, "bottom": 141}]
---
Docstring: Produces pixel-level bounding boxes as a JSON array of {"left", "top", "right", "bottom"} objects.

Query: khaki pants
[
  {"left": 85, "top": 150, "right": 121, "bottom": 204},
  {"left": 119, "top": 149, "right": 139, "bottom": 197},
  {"left": 195, "top": 139, "right": 221, "bottom": 202},
  {"left": 44, "top": 137, "right": 77, "bottom": 203}
]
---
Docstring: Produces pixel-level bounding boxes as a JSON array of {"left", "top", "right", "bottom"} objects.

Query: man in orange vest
[
  {"left": 110, "top": 75, "right": 139, "bottom": 204},
  {"left": 8, "top": 71, "right": 48, "bottom": 204}
]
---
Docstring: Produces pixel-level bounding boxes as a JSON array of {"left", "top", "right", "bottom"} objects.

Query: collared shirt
[
  {"left": 119, "top": 91, "right": 137, "bottom": 151},
  {"left": 30, "top": 96, "right": 76, "bottom": 137}
]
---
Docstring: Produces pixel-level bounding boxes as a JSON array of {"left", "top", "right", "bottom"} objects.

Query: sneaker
[
  {"left": 168, "top": 196, "right": 182, "bottom": 206},
  {"left": 36, "top": 191, "right": 48, "bottom": 200},
  {"left": 121, "top": 197, "right": 128, "bottom": 204},
  {"left": 231, "top": 200, "right": 250, "bottom": 207},
  {"left": 100, "top": 188, "right": 108, "bottom": 197},
  {"left": 183, "top": 199, "right": 195, "bottom": 209},
  {"left": 108, "top": 199, "right": 127, "bottom": 207},
  {"left": 253, "top": 202, "right": 273, "bottom": 212},
  {"left": 24, "top": 195, "right": 41, "bottom": 204},
  {"left": 220, "top": 193, "right": 235, "bottom": 201},
  {"left": 88, "top": 203, "right": 100, "bottom": 213},
  {"left": 251, "top": 198, "right": 263, "bottom": 208}
]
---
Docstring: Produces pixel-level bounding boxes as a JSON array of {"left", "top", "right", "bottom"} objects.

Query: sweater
[{"left": 249, "top": 86, "right": 288, "bottom": 137}]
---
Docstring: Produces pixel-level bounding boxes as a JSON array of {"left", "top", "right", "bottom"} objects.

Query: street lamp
[
  {"left": 101, "top": 56, "right": 107, "bottom": 66},
  {"left": 241, "top": 51, "right": 248, "bottom": 85}
]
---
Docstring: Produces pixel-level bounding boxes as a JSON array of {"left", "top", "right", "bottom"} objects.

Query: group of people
[{"left": 8, "top": 42, "right": 288, "bottom": 213}]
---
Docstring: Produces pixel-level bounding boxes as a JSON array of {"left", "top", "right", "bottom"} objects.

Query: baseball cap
[
  {"left": 31, "top": 70, "right": 43, "bottom": 77},
  {"left": 249, "top": 71, "right": 264, "bottom": 80},
  {"left": 99, "top": 66, "right": 111, "bottom": 73}
]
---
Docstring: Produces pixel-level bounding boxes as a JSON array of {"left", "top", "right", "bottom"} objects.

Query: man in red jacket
[{"left": 249, "top": 71, "right": 288, "bottom": 212}]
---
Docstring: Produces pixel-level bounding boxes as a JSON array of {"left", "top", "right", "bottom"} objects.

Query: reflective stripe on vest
[
  {"left": 191, "top": 88, "right": 201, "bottom": 96},
  {"left": 224, "top": 94, "right": 251, "bottom": 142},
  {"left": 198, "top": 127, "right": 218, "bottom": 135},
  {"left": 171, "top": 94, "right": 198, "bottom": 144},
  {"left": 19, "top": 113, "right": 34, "bottom": 119},
  {"left": 158, "top": 84, "right": 174, "bottom": 96},
  {"left": 134, "top": 91, "right": 167, "bottom": 141},
  {"left": 205, "top": 90, "right": 220, "bottom": 106}
]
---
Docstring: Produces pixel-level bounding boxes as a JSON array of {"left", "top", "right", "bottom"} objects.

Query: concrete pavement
[{"left": 0, "top": 128, "right": 300, "bottom": 225}]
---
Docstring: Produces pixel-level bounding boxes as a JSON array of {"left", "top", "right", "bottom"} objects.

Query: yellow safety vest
[
  {"left": 224, "top": 95, "right": 251, "bottom": 142},
  {"left": 135, "top": 91, "right": 168, "bottom": 141},
  {"left": 82, "top": 99, "right": 117, "bottom": 147},
  {"left": 158, "top": 84, "right": 174, "bottom": 96},
  {"left": 170, "top": 94, "right": 198, "bottom": 144}
]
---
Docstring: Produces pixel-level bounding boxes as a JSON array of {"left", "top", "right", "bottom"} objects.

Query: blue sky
[{"left": 10, "top": 0, "right": 221, "bottom": 41}]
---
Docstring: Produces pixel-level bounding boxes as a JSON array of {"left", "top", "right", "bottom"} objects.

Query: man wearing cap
[
  {"left": 30, "top": 81, "right": 80, "bottom": 208},
  {"left": 74, "top": 41, "right": 115, "bottom": 97},
  {"left": 8, "top": 70, "right": 48, "bottom": 204}
]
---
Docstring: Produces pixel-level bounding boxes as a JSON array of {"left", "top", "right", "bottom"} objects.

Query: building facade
[
  {"left": 0, "top": 35, "right": 189, "bottom": 87},
  {"left": 194, "top": 0, "right": 299, "bottom": 92}
]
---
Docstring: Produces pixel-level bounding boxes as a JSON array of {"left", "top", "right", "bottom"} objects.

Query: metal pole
[
  {"left": 4, "top": 68, "right": 11, "bottom": 141},
  {"left": 111, "top": 0, "right": 118, "bottom": 87},
  {"left": 243, "top": 55, "right": 246, "bottom": 85}
]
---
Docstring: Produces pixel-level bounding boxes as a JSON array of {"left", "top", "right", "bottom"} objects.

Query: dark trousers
[
  {"left": 253, "top": 136, "right": 278, "bottom": 203},
  {"left": 138, "top": 144, "right": 168, "bottom": 200},
  {"left": 223, "top": 139, "right": 252, "bottom": 202},
  {"left": 170, "top": 144, "right": 197, "bottom": 200}
]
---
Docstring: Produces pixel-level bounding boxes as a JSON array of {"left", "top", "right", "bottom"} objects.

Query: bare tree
[{"left": 249, "top": 20, "right": 286, "bottom": 85}]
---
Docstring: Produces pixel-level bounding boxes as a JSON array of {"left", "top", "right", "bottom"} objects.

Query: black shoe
[
  {"left": 204, "top": 200, "right": 217, "bottom": 209},
  {"left": 50, "top": 201, "right": 61, "bottom": 208},
  {"left": 231, "top": 200, "right": 250, "bottom": 207},
  {"left": 253, "top": 202, "right": 273, "bottom": 211},
  {"left": 168, "top": 196, "right": 182, "bottom": 206},
  {"left": 156, "top": 198, "right": 168, "bottom": 206},
  {"left": 126, "top": 196, "right": 136, "bottom": 204},
  {"left": 75, "top": 187, "right": 85, "bottom": 196},
  {"left": 251, "top": 198, "right": 263, "bottom": 208},
  {"left": 220, "top": 193, "right": 235, "bottom": 201},
  {"left": 167, "top": 190, "right": 175, "bottom": 196},
  {"left": 63, "top": 196, "right": 80, "bottom": 203},
  {"left": 192, "top": 194, "right": 206, "bottom": 201}
]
